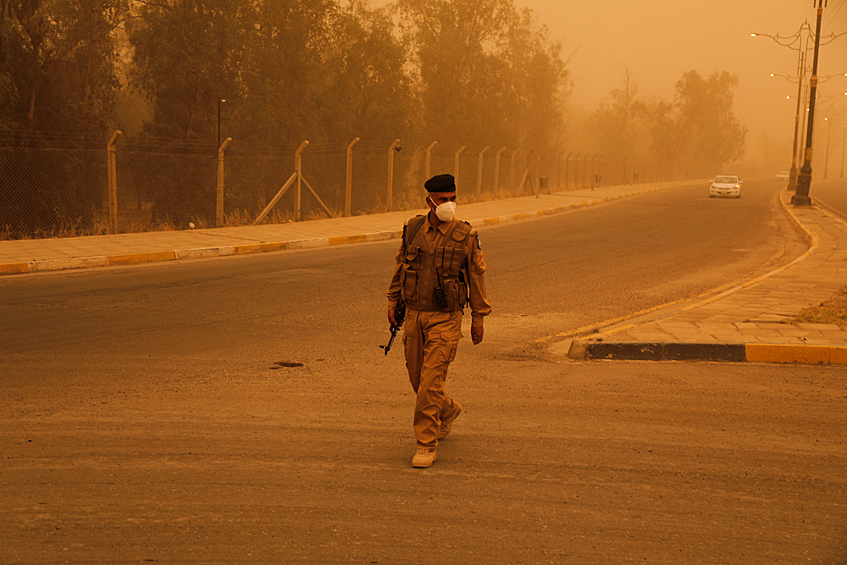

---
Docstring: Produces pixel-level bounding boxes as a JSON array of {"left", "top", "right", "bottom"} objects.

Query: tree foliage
[
  {"left": 588, "top": 67, "right": 650, "bottom": 159},
  {"left": 0, "top": 0, "right": 129, "bottom": 134},
  {"left": 128, "top": 0, "right": 250, "bottom": 140},
  {"left": 397, "top": 0, "right": 569, "bottom": 150},
  {"left": 588, "top": 69, "right": 746, "bottom": 174},
  {"left": 319, "top": 1, "right": 413, "bottom": 145},
  {"left": 652, "top": 70, "right": 746, "bottom": 173}
]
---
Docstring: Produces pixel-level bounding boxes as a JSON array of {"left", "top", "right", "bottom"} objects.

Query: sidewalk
[
  {"left": 3, "top": 180, "right": 846, "bottom": 364},
  {"left": 556, "top": 188, "right": 847, "bottom": 365},
  {"left": 0, "top": 181, "right": 684, "bottom": 274}
]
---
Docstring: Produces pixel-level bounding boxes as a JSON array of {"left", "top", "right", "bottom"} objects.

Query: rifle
[{"left": 380, "top": 301, "right": 406, "bottom": 355}]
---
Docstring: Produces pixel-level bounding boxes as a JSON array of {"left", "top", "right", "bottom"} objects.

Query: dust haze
[
  {"left": 514, "top": 0, "right": 847, "bottom": 169},
  {"left": 373, "top": 0, "right": 847, "bottom": 172},
  {"left": 2, "top": 0, "right": 846, "bottom": 239}
]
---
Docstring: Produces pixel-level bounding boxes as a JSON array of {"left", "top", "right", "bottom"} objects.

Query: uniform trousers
[{"left": 403, "top": 307, "right": 463, "bottom": 450}]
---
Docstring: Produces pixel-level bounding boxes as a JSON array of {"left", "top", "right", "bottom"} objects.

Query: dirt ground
[{"left": 2, "top": 354, "right": 845, "bottom": 564}]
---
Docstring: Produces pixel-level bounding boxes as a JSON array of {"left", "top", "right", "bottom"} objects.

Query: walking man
[{"left": 387, "top": 173, "right": 492, "bottom": 468}]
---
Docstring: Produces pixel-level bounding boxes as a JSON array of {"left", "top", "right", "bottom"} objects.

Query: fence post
[
  {"left": 425, "top": 141, "right": 437, "bottom": 180},
  {"left": 565, "top": 152, "right": 572, "bottom": 190},
  {"left": 518, "top": 150, "right": 535, "bottom": 195},
  {"left": 216, "top": 137, "right": 232, "bottom": 227},
  {"left": 387, "top": 139, "right": 400, "bottom": 212},
  {"left": 346, "top": 137, "right": 359, "bottom": 217},
  {"left": 592, "top": 154, "right": 603, "bottom": 188},
  {"left": 510, "top": 151, "right": 519, "bottom": 191},
  {"left": 295, "top": 140, "right": 308, "bottom": 221},
  {"left": 557, "top": 150, "right": 565, "bottom": 189},
  {"left": 454, "top": 145, "right": 466, "bottom": 190},
  {"left": 476, "top": 146, "right": 489, "bottom": 195},
  {"left": 493, "top": 147, "right": 506, "bottom": 194},
  {"left": 572, "top": 153, "right": 581, "bottom": 189},
  {"left": 107, "top": 130, "right": 122, "bottom": 234},
  {"left": 537, "top": 152, "right": 545, "bottom": 196}
]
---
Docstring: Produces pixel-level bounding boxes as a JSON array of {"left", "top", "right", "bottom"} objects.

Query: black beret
[{"left": 424, "top": 173, "right": 456, "bottom": 193}]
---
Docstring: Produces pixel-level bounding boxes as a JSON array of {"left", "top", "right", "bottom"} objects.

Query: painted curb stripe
[
  {"left": 745, "top": 343, "right": 843, "bottom": 364},
  {"left": 572, "top": 340, "right": 847, "bottom": 365},
  {"left": 579, "top": 342, "right": 747, "bottom": 362},
  {"left": 175, "top": 247, "right": 235, "bottom": 260},
  {"left": 29, "top": 257, "right": 108, "bottom": 272},
  {"left": 0, "top": 181, "right": 703, "bottom": 276},
  {"left": 108, "top": 251, "right": 175, "bottom": 266},
  {"left": 285, "top": 238, "right": 330, "bottom": 250},
  {"left": 329, "top": 234, "right": 368, "bottom": 246},
  {"left": 0, "top": 262, "right": 28, "bottom": 274}
]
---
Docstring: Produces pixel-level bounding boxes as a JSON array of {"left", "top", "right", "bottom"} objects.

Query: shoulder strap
[{"left": 403, "top": 215, "right": 427, "bottom": 253}]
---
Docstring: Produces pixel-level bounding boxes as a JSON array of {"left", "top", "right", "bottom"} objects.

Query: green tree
[
  {"left": 397, "top": 0, "right": 568, "bottom": 150},
  {"left": 400, "top": 0, "right": 511, "bottom": 145},
  {"left": 233, "top": 0, "right": 338, "bottom": 145},
  {"left": 0, "top": 0, "right": 127, "bottom": 133},
  {"left": 318, "top": 0, "right": 413, "bottom": 144},
  {"left": 588, "top": 68, "right": 649, "bottom": 159},
  {"left": 128, "top": 0, "right": 249, "bottom": 140},
  {"left": 662, "top": 70, "right": 746, "bottom": 174},
  {"left": 498, "top": 7, "right": 568, "bottom": 150}
]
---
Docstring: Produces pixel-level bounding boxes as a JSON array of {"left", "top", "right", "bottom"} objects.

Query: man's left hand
[{"left": 471, "top": 326, "right": 484, "bottom": 345}]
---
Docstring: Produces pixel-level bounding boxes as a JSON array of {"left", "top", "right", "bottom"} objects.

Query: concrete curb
[
  {"left": 0, "top": 182, "right": 694, "bottom": 276},
  {"left": 567, "top": 340, "right": 847, "bottom": 365},
  {"left": 559, "top": 191, "right": 847, "bottom": 366}
]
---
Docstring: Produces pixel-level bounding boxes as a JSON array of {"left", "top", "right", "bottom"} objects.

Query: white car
[
  {"left": 709, "top": 175, "right": 741, "bottom": 198},
  {"left": 776, "top": 171, "right": 789, "bottom": 181}
]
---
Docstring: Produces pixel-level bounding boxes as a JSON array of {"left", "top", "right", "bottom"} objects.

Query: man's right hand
[{"left": 388, "top": 309, "right": 402, "bottom": 328}]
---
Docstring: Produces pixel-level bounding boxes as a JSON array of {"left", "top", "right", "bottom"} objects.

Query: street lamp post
[
  {"left": 753, "top": 19, "right": 846, "bottom": 198},
  {"left": 773, "top": 73, "right": 807, "bottom": 189},
  {"left": 786, "top": 54, "right": 806, "bottom": 190},
  {"left": 792, "top": 1, "right": 825, "bottom": 206},
  {"left": 841, "top": 125, "right": 846, "bottom": 178},
  {"left": 754, "top": 24, "right": 813, "bottom": 191}
]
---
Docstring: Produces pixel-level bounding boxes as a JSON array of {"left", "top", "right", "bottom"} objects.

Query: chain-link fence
[
  {"left": 1, "top": 131, "right": 694, "bottom": 240},
  {"left": 0, "top": 133, "right": 108, "bottom": 238}
]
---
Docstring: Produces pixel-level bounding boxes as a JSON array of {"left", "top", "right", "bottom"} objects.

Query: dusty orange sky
[{"left": 521, "top": 0, "right": 847, "bottom": 145}]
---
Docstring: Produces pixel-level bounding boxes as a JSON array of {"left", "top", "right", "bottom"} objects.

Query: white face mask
[{"left": 429, "top": 199, "right": 456, "bottom": 222}]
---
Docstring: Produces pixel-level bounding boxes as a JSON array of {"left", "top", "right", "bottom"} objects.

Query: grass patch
[{"left": 794, "top": 287, "right": 847, "bottom": 325}]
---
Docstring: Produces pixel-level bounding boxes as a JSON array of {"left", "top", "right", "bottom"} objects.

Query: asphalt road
[{"left": 2, "top": 179, "right": 844, "bottom": 564}]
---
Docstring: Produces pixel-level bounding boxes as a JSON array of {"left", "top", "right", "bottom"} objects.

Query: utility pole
[{"left": 792, "top": 0, "right": 824, "bottom": 206}]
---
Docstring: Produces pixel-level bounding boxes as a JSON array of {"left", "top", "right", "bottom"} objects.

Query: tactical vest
[{"left": 400, "top": 216, "right": 471, "bottom": 312}]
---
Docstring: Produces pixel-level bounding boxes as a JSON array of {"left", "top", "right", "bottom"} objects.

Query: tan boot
[
  {"left": 411, "top": 447, "right": 436, "bottom": 468},
  {"left": 436, "top": 402, "right": 462, "bottom": 440}
]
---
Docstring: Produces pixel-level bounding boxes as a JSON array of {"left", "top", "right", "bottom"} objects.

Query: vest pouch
[
  {"left": 401, "top": 268, "right": 418, "bottom": 303},
  {"left": 435, "top": 246, "right": 451, "bottom": 270},
  {"left": 450, "top": 247, "right": 465, "bottom": 271},
  {"left": 440, "top": 276, "right": 464, "bottom": 311},
  {"left": 405, "top": 244, "right": 420, "bottom": 263}
]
